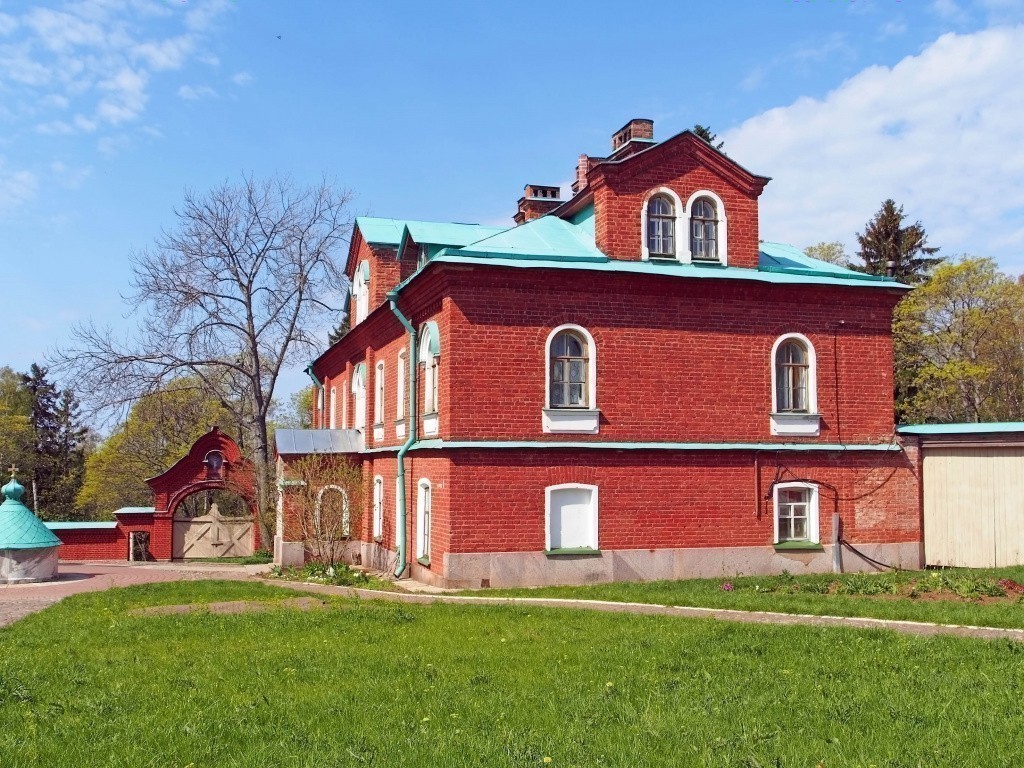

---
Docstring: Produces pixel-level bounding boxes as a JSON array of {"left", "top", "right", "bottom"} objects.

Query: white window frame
[
  {"left": 396, "top": 349, "right": 406, "bottom": 420},
  {"left": 341, "top": 377, "right": 349, "bottom": 429},
  {"left": 545, "top": 483, "right": 599, "bottom": 552},
  {"left": 685, "top": 189, "right": 728, "bottom": 265},
  {"left": 773, "top": 482, "right": 820, "bottom": 545},
  {"left": 543, "top": 324, "right": 599, "bottom": 434},
  {"left": 374, "top": 362, "right": 385, "bottom": 425},
  {"left": 329, "top": 386, "right": 337, "bottom": 430},
  {"left": 353, "top": 262, "right": 369, "bottom": 324},
  {"left": 419, "top": 333, "right": 439, "bottom": 436},
  {"left": 770, "top": 333, "right": 820, "bottom": 436},
  {"left": 316, "top": 387, "right": 325, "bottom": 429},
  {"left": 352, "top": 366, "right": 366, "bottom": 432},
  {"left": 640, "top": 187, "right": 685, "bottom": 262},
  {"left": 315, "top": 484, "right": 350, "bottom": 538},
  {"left": 372, "top": 475, "right": 384, "bottom": 540},
  {"left": 416, "top": 478, "right": 431, "bottom": 562}
]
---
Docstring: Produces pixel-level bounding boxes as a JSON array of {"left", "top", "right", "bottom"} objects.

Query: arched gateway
[{"left": 147, "top": 427, "right": 260, "bottom": 559}]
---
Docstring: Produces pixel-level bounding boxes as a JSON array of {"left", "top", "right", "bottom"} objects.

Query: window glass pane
[
  {"left": 550, "top": 488, "right": 593, "bottom": 549},
  {"left": 551, "top": 383, "right": 564, "bottom": 406},
  {"left": 552, "top": 361, "right": 565, "bottom": 383},
  {"left": 568, "top": 384, "right": 584, "bottom": 405},
  {"left": 564, "top": 336, "right": 583, "bottom": 357},
  {"left": 569, "top": 360, "right": 585, "bottom": 383}
]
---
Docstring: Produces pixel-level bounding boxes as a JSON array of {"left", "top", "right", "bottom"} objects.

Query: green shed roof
[
  {"left": 356, "top": 217, "right": 504, "bottom": 248},
  {"left": 0, "top": 477, "right": 61, "bottom": 550},
  {"left": 456, "top": 215, "right": 603, "bottom": 261},
  {"left": 898, "top": 422, "right": 1024, "bottom": 435}
]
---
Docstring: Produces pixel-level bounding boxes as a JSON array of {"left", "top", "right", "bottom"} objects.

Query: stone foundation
[{"left": 0, "top": 547, "right": 59, "bottom": 584}]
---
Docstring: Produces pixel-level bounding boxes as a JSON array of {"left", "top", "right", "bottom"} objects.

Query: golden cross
[{"left": 7, "top": 464, "right": 17, "bottom": 479}]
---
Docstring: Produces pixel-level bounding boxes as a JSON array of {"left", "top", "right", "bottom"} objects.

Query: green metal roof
[
  {"left": 45, "top": 521, "right": 118, "bottom": 530},
  {"left": 898, "top": 423, "right": 1024, "bottom": 435},
  {"left": 456, "top": 215, "right": 603, "bottom": 261},
  {"left": 113, "top": 506, "right": 156, "bottom": 515},
  {"left": 0, "top": 477, "right": 61, "bottom": 550},
  {"left": 420, "top": 320, "right": 440, "bottom": 356},
  {"left": 356, "top": 216, "right": 504, "bottom": 248}
]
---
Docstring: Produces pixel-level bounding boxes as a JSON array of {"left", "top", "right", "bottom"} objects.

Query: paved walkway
[
  {"left": 4, "top": 563, "right": 1024, "bottom": 643},
  {"left": 0, "top": 561, "right": 269, "bottom": 628}
]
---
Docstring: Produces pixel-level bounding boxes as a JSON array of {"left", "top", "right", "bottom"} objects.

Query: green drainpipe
[{"left": 388, "top": 291, "right": 417, "bottom": 579}]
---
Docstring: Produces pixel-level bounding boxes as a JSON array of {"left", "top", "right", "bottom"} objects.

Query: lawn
[
  {"left": 472, "top": 566, "right": 1024, "bottom": 630},
  {"left": 2, "top": 581, "right": 1024, "bottom": 766}
]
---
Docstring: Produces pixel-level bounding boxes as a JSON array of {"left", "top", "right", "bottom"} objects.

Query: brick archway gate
[{"left": 146, "top": 427, "right": 260, "bottom": 560}]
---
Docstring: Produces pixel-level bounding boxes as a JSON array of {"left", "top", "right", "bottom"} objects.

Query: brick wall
[
  {"left": 444, "top": 266, "right": 902, "bottom": 444},
  {"left": 444, "top": 447, "right": 920, "bottom": 554}
]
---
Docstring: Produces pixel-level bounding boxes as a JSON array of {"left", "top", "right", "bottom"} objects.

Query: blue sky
[{"left": 2, "top": 0, "right": 1023, "bottom": 402}]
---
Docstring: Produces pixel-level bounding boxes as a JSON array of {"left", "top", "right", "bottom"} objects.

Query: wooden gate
[
  {"left": 923, "top": 446, "right": 1024, "bottom": 567},
  {"left": 172, "top": 504, "right": 254, "bottom": 559}
]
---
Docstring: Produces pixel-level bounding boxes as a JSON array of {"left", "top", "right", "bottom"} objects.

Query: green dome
[{"left": 0, "top": 474, "right": 61, "bottom": 551}]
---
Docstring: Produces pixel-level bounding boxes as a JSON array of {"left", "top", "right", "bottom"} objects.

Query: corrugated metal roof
[
  {"left": 898, "top": 423, "right": 1024, "bottom": 435},
  {"left": 0, "top": 478, "right": 61, "bottom": 550},
  {"left": 45, "top": 522, "right": 119, "bottom": 530},
  {"left": 275, "top": 429, "right": 363, "bottom": 455},
  {"left": 113, "top": 506, "right": 156, "bottom": 515}
]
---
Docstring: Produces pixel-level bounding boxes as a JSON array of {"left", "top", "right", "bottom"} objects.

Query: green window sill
[
  {"left": 774, "top": 541, "right": 824, "bottom": 552},
  {"left": 417, "top": 556, "right": 431, "bottom": 567},
  {"left": 544, "top": 548, "right": 602, "bottom": 556}
]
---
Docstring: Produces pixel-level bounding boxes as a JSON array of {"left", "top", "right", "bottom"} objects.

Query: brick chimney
[
  {"left": 572, "top": 154, "right": 590, "bottom": 195},
  {"left": 612, "top": 118, "right": 654, "bottom": 150},
  {"left": 514, "top": 184, "right": 562, "bottom": 224}
]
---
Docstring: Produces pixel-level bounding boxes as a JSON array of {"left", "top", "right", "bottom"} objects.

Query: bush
[{"left": 270, "top": 561, "right": 370, "bottom": 587}]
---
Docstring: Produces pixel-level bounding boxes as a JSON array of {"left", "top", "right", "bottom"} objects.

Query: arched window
[
  {"left": 352, "top": 364, "right": 366, "bottom": 432},
  {"left": 770, "top": 334, "right": 819, "bottom": 436},
  {"left": 686, "top": 190, "right": 728, "bottom": 264},
  {"left": 543, "top": 325, "right": 599, "bottom": 434},
  {"left": 314, "top": 485, "right": 350, "bottom": 538},
  {"left": 690, "top": 196, "right": 718, "bottom": 261},
  {"left": 775, "top": 339, "right": 810, "bottom": 412},
  {"left": 641, "top": 187, "right": 683, "bottom": 261},
  {"left": 373, "top": 475, "right": 384, "bottom": 540},
  {"left": 419, "top": 321, "right": 440, "bottom": 436},
  {"left": 329, "top": 386, "right": 337, "bottom": 429},
  {"left": 341, "top": 377, "right": 349, "bottom": 429},
  {"left": 353, "top": 261, "right": 370, "bottom": 324},
  {"left": 646, "top": 195, "right": 675, "bottom": 257},
  {"left": 374, "top": 361, "right": 385, "bottom": 425},
  {"left": 396, "top": 349, "right": 406, "bottom": 420},
  {"left": 549, "top": 330, "right": 589, "bottom": 408},
  {"left": 416, "top": 478, "right": 431, "bottom": 563}
]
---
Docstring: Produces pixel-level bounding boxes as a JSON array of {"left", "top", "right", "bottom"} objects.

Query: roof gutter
[
  {"left": 388, "top": 290, "right": 417, "bottom": 579},
  {"left": 304, "top": 363, "right": 323, "bottom": 389}
]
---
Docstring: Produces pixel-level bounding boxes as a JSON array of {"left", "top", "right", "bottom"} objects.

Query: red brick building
[{"left": 275, "top": 119, "right": 922, "bottom": 588}]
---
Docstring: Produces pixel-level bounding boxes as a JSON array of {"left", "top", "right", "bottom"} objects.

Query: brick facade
[{"left": 280, "top": 119, "right": 924, "bottom": 587}]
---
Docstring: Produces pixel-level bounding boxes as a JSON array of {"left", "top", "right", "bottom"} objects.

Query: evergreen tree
[
  {"left": 48, "top": 389, "right": 91, "bottom": 519},
  {"left": 21, "top": 364, "right": 59, "bottom": 512},
  {"left": 327, "top": 302, "right": 351, "bottom": 346},
  {"left": 855, "top": 199, "right": 941, "bottom": 284},
  {"left": 693, "top": 124, "right": 725, "bottom": 152}
]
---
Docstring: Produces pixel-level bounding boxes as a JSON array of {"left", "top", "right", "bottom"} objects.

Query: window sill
[
  {"left": 544, "top": 548, "right": 602, "bottom": 556},
  {"left": 542, "top": 408, "right": 600, "bottom": 434},
  {"left": 773, "top": 541, "right": 824, "bottom": 552},
  {"left": 770, "top": 412, "right": 821, "bottom": 437},
  {"left": 422, "top": 411, "right": 439, "bottom": 436},
  {"left": 372, "top": 423, "right": 385, "bottom": 442},
  {"left": 417, "top": 556, "right": 431, "bottom": 567},
  {"left": 373, "top": 536, "right": 383, "bottom": 543}
]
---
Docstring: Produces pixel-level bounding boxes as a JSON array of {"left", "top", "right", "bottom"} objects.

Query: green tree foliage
[
  {"left": 77, "top": 380, "right": 232, "bottom": 517},
  {"left": 274, "top": 388, "right": 314, "bottom": 430},
  {"left": 327, "top": 296, "right": 351, "bottom": 346},
  {"left": 0, "top": 365, "right": 90, "bottom": 519},
  {"left": 894, "top": 258, "right": 1024, "bottom": 424},
  {"left": 804, "top": 241, "right": 850, "bottom": 267},
  {"left": 692, "top": 124, "right": 725, "bottom": 152},
  {"left": 855, "top": 199, "right": 941, "bottom": 284}
]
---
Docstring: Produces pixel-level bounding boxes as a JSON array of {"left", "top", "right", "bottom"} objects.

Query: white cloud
[
  {"left": 132, "top": 35, "right": 194, "bottom": 71},
  {"left": 724, "top": 25, "right": 1024, "bottom": 270},
  {"left": 231, "top": 71, "right": 252, "bottom": 86},
  {"left": 880, "top": 20, "right": 907, "bottom": 38},
  {"left": 97, "top": 66, "right": 147, "bottom": 123},
  {"left": 0, "top": 159, "right": 37, "bottom": 212},
  {"left": 49, "top": 159, "right": 92, "bottom": 188},
  {"left": 177, "top": 83, "right": 216, "bottom": 100},
  {"left": 0, "top": 12, "right": 18, "bottom": 36}
]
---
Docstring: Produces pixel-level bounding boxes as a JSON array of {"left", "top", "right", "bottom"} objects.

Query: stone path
[{"left": 5, "top": 563, "right": 1024, "bottom": 643}]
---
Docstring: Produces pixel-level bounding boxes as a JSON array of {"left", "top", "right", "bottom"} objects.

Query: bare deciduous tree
[
  {"left": 53, "top": 175, "right": 352, "bottom": 537},
  {"left": 285, "top": 455, "right": 362, "bottom": 569}
]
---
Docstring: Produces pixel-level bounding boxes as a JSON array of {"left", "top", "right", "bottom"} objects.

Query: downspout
[
  {"left": 304, "top": 363, "right": 324, "bottom": 428},
  {"left": 388, "top": 290, "right": 417, "bottom": 578}
]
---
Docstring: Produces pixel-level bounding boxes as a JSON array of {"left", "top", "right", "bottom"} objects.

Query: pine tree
[
  {"left": 21, "top": 364, "right": 59, "bottom": 512},
  {"left": 693, "top": 124, "right": 725, "bottom": 152},
  {"left": 855, "top": 199, "right": 941, "bottom": 284},
  {"left": 327, "top": 305, "right": 351, "bottom": 346}
]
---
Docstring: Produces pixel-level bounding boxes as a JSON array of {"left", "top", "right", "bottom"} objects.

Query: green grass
[
  {"left": 3, "top": 581, "right": 1024, "bottom": 766},
  {"left": 471, "top": 566, "right": 1024, "bottom": 629},
  {"left": 183, "top": 551, "right": 273, "bottom": 565}
]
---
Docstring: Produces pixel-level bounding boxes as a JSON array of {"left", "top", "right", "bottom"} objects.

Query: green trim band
[
  {"left": 773, "top": 541, "right": 825, "bottom": 552},
  {"left": 544, "top": 548, "right": 602, "bottom": 556},
  {"left": 363, "top": 439, "right": 901, "bottom": 454}
]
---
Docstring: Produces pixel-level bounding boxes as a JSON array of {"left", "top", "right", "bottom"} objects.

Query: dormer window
[
  {"left": 646, "top": 195, "right": 675, "bottom": 258},
  {"left": 353, "top": 261, "right": 370, "bottom": 324},
  {"left": 690, "top": 197, "right": 718, "bottom": 261}
]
